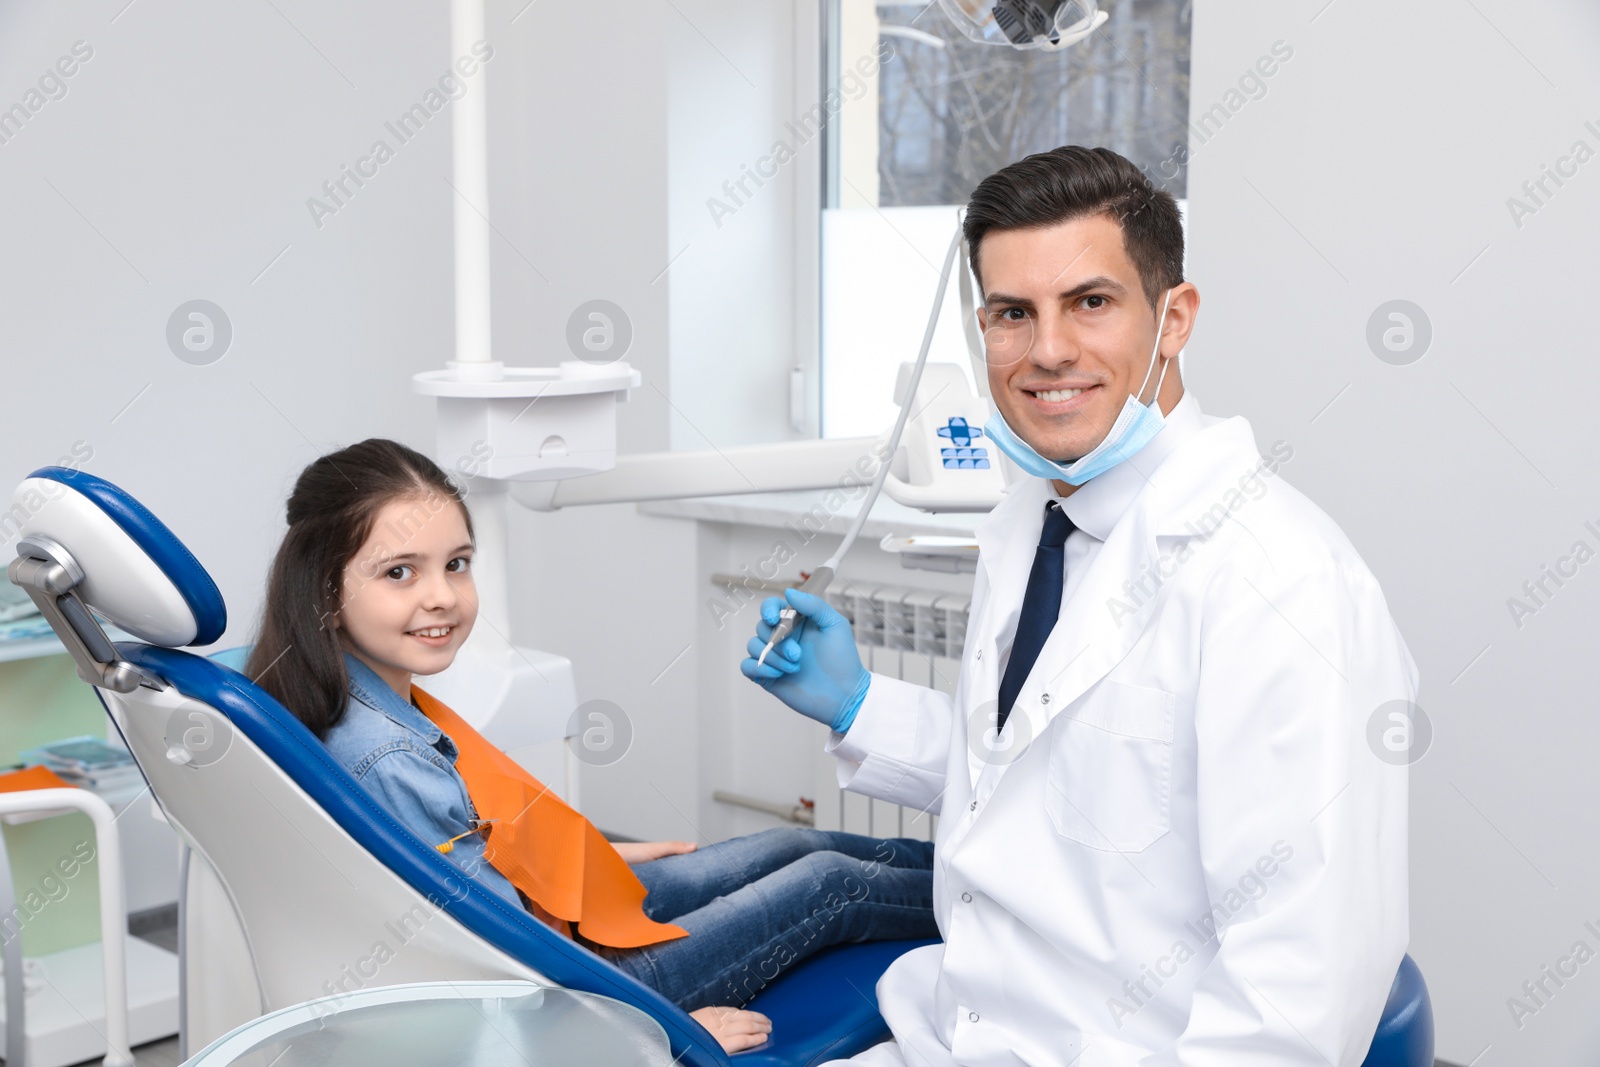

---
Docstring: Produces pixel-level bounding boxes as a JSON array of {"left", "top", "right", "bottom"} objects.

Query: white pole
[
  {"left": 465, "top": 481, "right": 511, "bottom": 643},
  {"left": 451, "top": 0, "right": 495, "bottom": 375},
  {"left": 0, "top": 789, "right": 132, "bottom": 1067},
  {"left": 449, "top": 0, "right": 515, "bottom": 672}
]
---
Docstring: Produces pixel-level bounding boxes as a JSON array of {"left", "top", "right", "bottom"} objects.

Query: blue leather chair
[
  {"left": 6, "top": 465, "right": 1432, "bottom": 1066},
  {"left": 6, "top": 464, "right": 934, "bottom": 1067},
  {"left": 1365, "top": 954, "right": 1435, "bottom": 1066}
]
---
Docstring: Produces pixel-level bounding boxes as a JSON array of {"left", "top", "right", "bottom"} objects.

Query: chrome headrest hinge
[{"left": 8, "top": 536, "right": 162, "bottom": 694}]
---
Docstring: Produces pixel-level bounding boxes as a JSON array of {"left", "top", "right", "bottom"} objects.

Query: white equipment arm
[{"left": 510, "top": 437, "right": 882, "bottom": 512}]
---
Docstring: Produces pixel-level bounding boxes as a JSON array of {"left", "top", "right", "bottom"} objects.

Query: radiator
[{"left": 712, "top": 573, "right": 970, "bottom": 843}]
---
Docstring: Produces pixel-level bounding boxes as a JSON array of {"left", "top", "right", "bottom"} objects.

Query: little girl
[{"left": 245, "top": 439, "right": 939, "bottom": 1054}]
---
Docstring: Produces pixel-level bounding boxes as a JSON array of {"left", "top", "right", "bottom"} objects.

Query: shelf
[
  {"left": 0, "top": 628, "right": 136, "bottom": 666},
  {"left": 0, "top": 636, "right": 67, "bottom": 666}
]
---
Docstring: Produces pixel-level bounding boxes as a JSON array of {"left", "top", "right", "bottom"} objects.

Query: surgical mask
[{"left": 983, "top": 290, "right": 1173, "bottom": 486}]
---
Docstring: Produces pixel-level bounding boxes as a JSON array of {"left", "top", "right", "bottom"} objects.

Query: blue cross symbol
[{"left": 937, "top": 417, "right": 983, "bottom": 448}]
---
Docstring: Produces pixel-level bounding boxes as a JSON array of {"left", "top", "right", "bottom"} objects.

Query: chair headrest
[{"left": 9, "top": 467, "right": 226, "bottom": 647}]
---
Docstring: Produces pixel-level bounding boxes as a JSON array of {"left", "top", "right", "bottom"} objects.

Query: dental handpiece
[
  {"left": 753, "top": 224, "right": 963, "bottom": 673},
  {"left": 756, "top": 567, "right": 835, "bottom": 668}
]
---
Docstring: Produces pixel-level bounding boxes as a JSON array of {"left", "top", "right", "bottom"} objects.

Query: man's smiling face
[{"left": 979, "top": 212, "right": 1192, "bottom": 468}]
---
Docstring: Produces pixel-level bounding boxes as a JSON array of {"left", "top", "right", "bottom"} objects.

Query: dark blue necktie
[{"left": 997, "top": 501, "right": 1075, "bottom": 730}]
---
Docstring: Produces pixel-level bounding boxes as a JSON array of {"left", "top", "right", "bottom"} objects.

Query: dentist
[{"left": 742, "top": 146, "right": 1417, "bottom": 1066}]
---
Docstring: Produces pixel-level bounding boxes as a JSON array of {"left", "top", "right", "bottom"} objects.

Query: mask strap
[{"left": 1133, "top": 289, "right": 1173, "bottom": 406}]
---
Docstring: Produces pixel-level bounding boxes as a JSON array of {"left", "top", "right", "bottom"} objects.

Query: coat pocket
[{"left": 1044, "top": 681, "right": 1175, "bottom": 852}]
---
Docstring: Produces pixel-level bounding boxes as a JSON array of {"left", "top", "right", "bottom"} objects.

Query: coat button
[
  {"left": 961, "top": 892, "right": 972, "bottom": 903},
  {"left": 975, "top": 649, "right": 982, "bottom": 660},
  {"left": 1040, "top": 692, "right": 1051, "bottom": 705},
  {"left": 969, "top": 800, "right": 978, "bottom": 811},
  {"left": 968, "top": 1011, "right": 979, "bottom": 1023}
]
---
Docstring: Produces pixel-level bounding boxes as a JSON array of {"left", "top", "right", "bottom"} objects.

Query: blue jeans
[{"left": 592, "top": 828, "right": 938, "bottom": 1012}]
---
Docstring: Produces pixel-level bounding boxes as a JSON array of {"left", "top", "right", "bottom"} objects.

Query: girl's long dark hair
[{"left": 245, "top": 439, "right": 472, "bottom": 738}]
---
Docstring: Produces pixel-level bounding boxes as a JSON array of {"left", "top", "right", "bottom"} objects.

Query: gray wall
[
  {"left": 9, "top": 0, "right": 1597, "bottom": 1057},
  {"left": 1187, "top": 1, "right": 1600, "bottom": 1061},
  {"left": 0, "top": 0, "right": 808, "bottom": 846},
  {"left": 0, "top": 0, "right": 462, "bottom": 619}
]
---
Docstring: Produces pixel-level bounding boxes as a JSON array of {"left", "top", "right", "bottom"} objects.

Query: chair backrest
[{"left": 6, "top": 467, "right": 731, "bottom": 1066}]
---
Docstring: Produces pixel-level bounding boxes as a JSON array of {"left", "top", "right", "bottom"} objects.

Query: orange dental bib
[{"left": 412, "top": 686, "right": 687, "bottom": 949}]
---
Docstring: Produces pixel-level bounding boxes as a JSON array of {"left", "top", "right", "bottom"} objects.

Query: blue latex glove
[{"left": 740, "top": 588, "right": 870, "bottom": 732}]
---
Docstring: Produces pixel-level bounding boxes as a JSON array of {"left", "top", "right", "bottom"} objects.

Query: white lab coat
[{"left": 826, "top": 395, "right": 1415, "bottom": 1066}]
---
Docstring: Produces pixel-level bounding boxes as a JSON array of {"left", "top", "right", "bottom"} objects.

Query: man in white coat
[{"left": 742, "top": 146, "right": 1418, "bottom": 1066}]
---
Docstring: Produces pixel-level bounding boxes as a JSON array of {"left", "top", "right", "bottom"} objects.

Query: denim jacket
[{"left": 322, "top": 653, "right": 521, "bottom": 909}]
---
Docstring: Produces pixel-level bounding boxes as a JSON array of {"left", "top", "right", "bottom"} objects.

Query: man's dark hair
[{"left": 964, "top": 145, "right": 1184, "bottom": 311}]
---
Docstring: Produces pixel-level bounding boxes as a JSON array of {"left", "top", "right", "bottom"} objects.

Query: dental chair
[{"left": 4, "top": 466, "right": 1433, "bottom": 1067}]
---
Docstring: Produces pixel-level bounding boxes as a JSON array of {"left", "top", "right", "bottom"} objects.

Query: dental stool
[
  {"left": 1365, "top": 954, "right": 1434, "bottom": 1067},
  {"left": 5, "top": 466, "right": 1433, "bottom": 1067},
  {"left": 6, "top": 466, "right": 933, "bottom": 1067}
]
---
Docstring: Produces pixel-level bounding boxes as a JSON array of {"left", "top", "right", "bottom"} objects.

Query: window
[{"left": 820, "top": 0, "right": 1192, "bottom": 438}]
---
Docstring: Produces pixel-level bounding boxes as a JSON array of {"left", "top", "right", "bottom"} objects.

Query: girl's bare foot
[{"left": 689, "top": 1005, "right": 773, "bottom": 1053}]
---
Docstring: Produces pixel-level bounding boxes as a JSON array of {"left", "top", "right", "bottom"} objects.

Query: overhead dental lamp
[{"left": 936, "top": 0, "right": 1109, "bottom": 51}]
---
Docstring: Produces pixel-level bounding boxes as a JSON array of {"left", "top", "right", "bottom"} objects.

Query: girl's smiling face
[{"left": 335, "top": 493, "right": 477, "bottom": 696}]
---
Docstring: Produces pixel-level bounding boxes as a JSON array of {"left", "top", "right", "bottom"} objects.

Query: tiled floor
[
  {"left": 122, "top": 916, "right": 181, "bottom": 1066},
  {"left": 129, "top": 1035, "right": 182, "bottom": 1066},
  {"left": 129, "top": 915, "right": 181, "bottom": 1066}
]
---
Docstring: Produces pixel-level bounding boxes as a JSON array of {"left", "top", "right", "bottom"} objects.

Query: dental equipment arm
[
  {"left": 755, "top": 224, "right": 965, "bottom": 668},
  {"left": 508, "top": 437, "right": 883, "bottom": 512}
]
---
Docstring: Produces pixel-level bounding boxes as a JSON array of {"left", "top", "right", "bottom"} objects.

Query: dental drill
[{"left": 756, "top": 221, "right": 966, "bottom": 668}]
